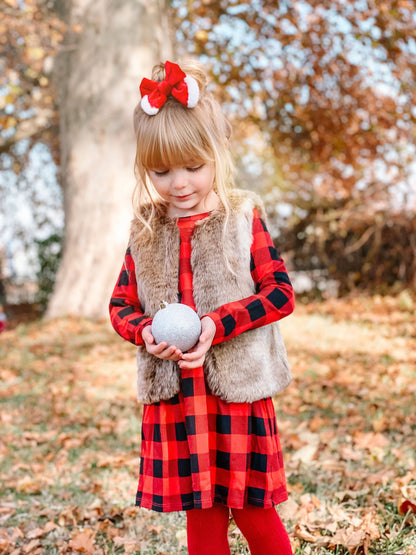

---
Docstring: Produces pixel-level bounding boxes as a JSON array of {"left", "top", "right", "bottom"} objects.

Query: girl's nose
[{"left": 171, "top": 169, "right": 186, "bottom": 190}]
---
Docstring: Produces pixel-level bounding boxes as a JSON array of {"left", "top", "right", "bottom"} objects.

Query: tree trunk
[{"left": 47, "top": 0, "right": 172, "bottom": 319}]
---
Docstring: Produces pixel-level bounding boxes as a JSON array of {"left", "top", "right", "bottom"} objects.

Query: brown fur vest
[{"left": 129, "top": 188, "right": 292, "bottom": 404}]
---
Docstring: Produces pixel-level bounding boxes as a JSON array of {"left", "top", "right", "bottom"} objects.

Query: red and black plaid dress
[{"left": 110, "top": 209, "right": 295, "bottom": 512}]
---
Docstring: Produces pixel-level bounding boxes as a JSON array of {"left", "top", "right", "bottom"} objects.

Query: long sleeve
[
  {"left": 204, "top": 208, "right": 295, "bottom": 345},
  {"left": 110, "top": 210, "right": 294, "bottom": 347},
  {"left": 109, "top": 247, "right": 152, "bottom": 346}
]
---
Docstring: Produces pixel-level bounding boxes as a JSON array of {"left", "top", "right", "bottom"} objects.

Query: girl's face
[{"left": 147, "top": 161, "right": 218, "bottom": 217}]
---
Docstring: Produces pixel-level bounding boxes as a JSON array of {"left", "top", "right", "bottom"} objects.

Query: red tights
[{"left": 186, "top": 503, "right": 293, "bottom": 555}]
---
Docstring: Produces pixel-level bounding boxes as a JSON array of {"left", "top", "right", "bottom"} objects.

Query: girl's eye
[
  {"left": 187, "top": 165, "right": 203, "bottom": 172},
  {"left": 153, "top": 169, "right": 169, "bottom": 176}
]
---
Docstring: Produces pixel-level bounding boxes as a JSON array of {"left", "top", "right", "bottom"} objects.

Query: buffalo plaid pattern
[
  {"left": 109, "top": 210, "right": 294, "bottom": 346},
  {"left": 109, "top": 209, "right": 294, "bottom": 512}
]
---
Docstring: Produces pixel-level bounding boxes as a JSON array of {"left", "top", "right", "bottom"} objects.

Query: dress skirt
[
  {"left": 135, "top": 213, "right": 288, "bottom": 512},
  {"left": 136, "top": 367, "right": 288, "bottom": 512}
]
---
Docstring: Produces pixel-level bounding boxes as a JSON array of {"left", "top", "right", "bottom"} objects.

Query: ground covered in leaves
[{"left": 1, "top": 295, "right": 416, "bottom": 554}]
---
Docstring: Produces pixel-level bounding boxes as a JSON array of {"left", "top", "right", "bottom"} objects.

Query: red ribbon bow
[{"left": 139, "top": 61, "right": 199, "bottom": 115}]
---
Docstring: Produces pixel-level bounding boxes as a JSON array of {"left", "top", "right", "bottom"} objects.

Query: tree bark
[{"left": 47, "top": 0, "right": 172, "bottom": 319}]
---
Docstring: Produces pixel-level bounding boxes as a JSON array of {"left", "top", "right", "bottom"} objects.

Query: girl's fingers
[
  {"left": 178, "top": 318, "right": 216, "bottom": 368},
  {"left": 181, "top": 339, "right": 209, "bottom": 360},
  {"left": 178, "top": 356, "right": 205, "bottom": 369},
  {"left": 179, "top": 343, "right": 208, "bottom": 367},
  {"left": 146, "top": 341, "right": 182, "bottom": 360},
  {"left": 181, "top": 349, "right": 203, "bottom": 361},
  {"left": 161, "top": 346, "right": 183, "bottom": 360},
  {"left": 165, "top": 346, "right": 182, "bottom": 360},
  {"left": 147, "top": 341, "right": 167, "bottom": 354}
]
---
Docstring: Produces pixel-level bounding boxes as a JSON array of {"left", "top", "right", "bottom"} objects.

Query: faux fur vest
[{"left": 129, "top": 188, "right": 292, "bottom": 404}]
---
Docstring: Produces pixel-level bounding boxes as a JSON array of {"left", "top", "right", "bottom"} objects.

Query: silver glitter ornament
[{"left": 151, "top": 301, "right": 202, "bottom": 352}]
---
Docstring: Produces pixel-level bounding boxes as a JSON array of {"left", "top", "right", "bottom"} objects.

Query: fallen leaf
[
  {"left": 300, "top": 493, "right": 322, "bottom": 509},
  {"left": 353, "top": 431, "right": 389, "bottom": 450},
  {"left": 340, "top": 446, "right": 362, "bottom": 461},
  {"left": 398, "top": 485, "right": 416, "bottom": 515},
  {"left": 148, "top": 524, "right": 164, "bottom": 535},
  {"left": 97, "top": 454, "right": 128, "bottom": 468},
  {"left": 114, "top": 535, "right": 139, "bottom": 549},
  {"left": 16, "top": 476, "right": 41, "bottom": 494},
  {"left": 372, "top": 415, "right": 388, "bottom": 432},
  {"left": 398, "top": 486, "right": 416, "bottom": 516},
  {"left": 327, "top": 527, "right": 365, "bottom": 550},
  {"left": 287, "top": 433, "right": 306, "bottom": 450},
  {"left": 26, "top": 528, "right": 44, "bottom": 540},
  {"left": 278, "top": 497, "right": 299, "bottom": 521},
  {"left": 309, "top": 416, "right": 327, "bottom": 432},
  {"left": 294, "top": 524, "right": 317, "bottom": 543},
  {"left": 291, "top": 443, "right": 319, "bottom": 463},
  {"left": 398, "top": 499, "right": 416, "bottom": 515},
  {"left": 22, "top": 539, "right": 41, "bottom": 553},
  {"left": 69, "top": 528, "right": 95, "bottom": 554},
  {"left": 43, "top": 521, "right": 57, "bottom": 533},
  {"left": 362, "top": 510, "right": 381, "bottom": 541}
]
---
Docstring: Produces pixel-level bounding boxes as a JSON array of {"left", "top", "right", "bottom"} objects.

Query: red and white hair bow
[{"left": 139, "top": 60, "right": 199, "bottom": 116}]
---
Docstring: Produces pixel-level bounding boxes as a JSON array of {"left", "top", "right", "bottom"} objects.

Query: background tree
[
  {"left": 0, "top": 0, "right": 65, "bottom": 303},
  {"left": 46, "top": 0, "right": 173, "bottom": 319},
  {"left": 1, "top": 0, "right": 173, "bottom": 318},
  {"left": 0, "top": 0, "right": 63, "bottom": 162}
]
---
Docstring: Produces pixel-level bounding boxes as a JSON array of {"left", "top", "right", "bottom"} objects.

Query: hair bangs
[{"left": 138, "top": 105, "right": 213, "bottom": 171}]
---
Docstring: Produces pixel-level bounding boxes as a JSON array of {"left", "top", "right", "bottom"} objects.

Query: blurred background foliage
[
  {"left": 1, "top": 0, "right": 416, "bottom": 313},
  {"left": 173, "top": 0, "right": 416, "bottom": 297}
]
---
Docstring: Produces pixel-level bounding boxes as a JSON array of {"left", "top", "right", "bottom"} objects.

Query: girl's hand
[
  {"left": 178, "top": 316, "right": 216, "bottom": 370},
  {"left": 142, "top": 325, "right": 183, "bottom": 361}
]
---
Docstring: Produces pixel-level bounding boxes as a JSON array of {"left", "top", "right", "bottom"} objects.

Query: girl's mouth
[{"left": 174, "top": 194, "right": 192, "bottom": 200}]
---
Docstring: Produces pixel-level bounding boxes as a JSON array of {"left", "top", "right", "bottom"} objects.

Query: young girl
[{"left": 109, "top": 59, "right": 295, "bottom": 555}]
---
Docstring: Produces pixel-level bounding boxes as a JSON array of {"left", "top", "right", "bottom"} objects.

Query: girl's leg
[
  {"left": 231, "top": 505, "right": 293, "bottom": 555},
  {"left": 186, "top": 503, "right": 231, "bottom": 555}
]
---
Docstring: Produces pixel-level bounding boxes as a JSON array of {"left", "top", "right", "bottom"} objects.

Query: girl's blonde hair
[{"left": 132, "top": 59, "right": 235, "bottom": 233}]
